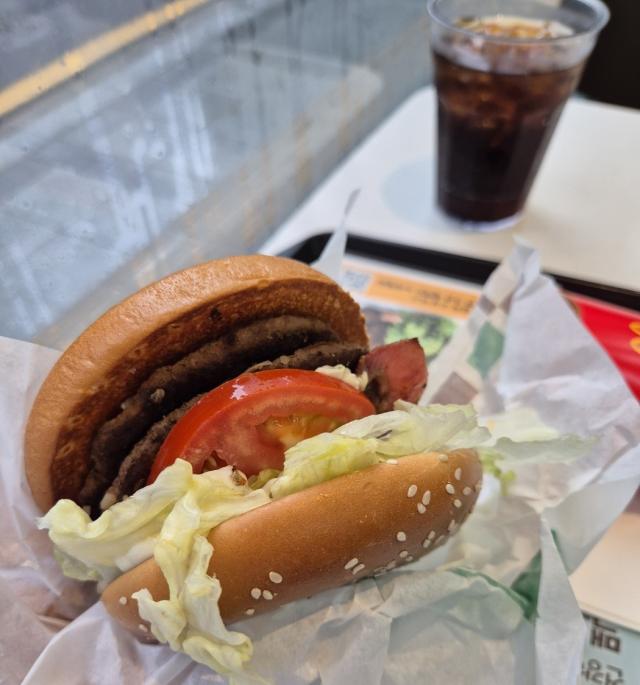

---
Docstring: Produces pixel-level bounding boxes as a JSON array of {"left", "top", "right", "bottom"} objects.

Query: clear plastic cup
[{"left": 427, "top": 0, "right": 610, "bottom": 230}]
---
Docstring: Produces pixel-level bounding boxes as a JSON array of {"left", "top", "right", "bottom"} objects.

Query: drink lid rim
[{"left": 426, "top": 0, "right": 610, "bottom": 46}]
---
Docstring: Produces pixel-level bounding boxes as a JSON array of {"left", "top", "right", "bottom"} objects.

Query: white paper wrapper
[{"left": 2, "top": 243, "right": 639, "bottom": 685}]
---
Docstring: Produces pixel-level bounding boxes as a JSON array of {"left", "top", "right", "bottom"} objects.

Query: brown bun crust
[
  {"left": 101, "top": 448, "right": 482, "bottom": 637},
  {"left": 25, "top": 255, "right": 368, "bottom": 512}
]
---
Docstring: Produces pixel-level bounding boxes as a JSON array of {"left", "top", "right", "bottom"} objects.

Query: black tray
[{"left": 281, "top": 232, "right": 640, "bottom": 312}]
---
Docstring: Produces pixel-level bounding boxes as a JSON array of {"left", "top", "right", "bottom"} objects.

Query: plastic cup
[{"left": 427, "top": 0, "right": 609, "bottom": 230}]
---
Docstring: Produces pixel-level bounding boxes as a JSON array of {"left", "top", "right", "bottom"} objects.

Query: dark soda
[{"left": 433, "top": 50, "right": 585, "bottom": 223}]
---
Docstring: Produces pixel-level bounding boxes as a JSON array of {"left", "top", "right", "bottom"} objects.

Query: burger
[{"left": 26, "top": 255, "right": 486, "bottom": 680}]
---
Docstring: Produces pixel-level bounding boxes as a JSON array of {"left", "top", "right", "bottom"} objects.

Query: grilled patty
[
  {"left": 247, "top": 341, "right": 365, "bottom": 374},
  {"left": 78, "top": 316, "right": 341, "bottom": 509},
  {"left": 99, "top": 341, "right": 367, "bottom": 509}
]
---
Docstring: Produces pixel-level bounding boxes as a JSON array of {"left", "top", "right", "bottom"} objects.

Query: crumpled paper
[{"left": 2, "top": 242, "right": 639, "bottom": 685}]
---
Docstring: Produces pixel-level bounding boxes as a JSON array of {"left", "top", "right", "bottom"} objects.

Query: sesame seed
[
  {"left": 344, "top": 557, "right": 359, "bottom": 570},
  {"left": 387, "top": 458, "right": 398, "bottom": 465},
  {"left": 417, "top": 503, "right": 426, "bottom": 514},
  {"left": 138, "top": 624, "right": 148, "bottom": 633},
  {"left": 454, "top": 467, "right": 462, "bottom": 481},
  {"left": 406, "top": 555, "right": 414, "bottom": 562},
  {"left": 428, "top": 530, "right": 436, "bottom": 540},
  {"left": 454, "top": 499, "right": 462, "bottom": 508},
  {"left": 118, "top": 596, "right": 127, "bottom": 606},
  {"left": 445, "top": 483, "right": 455, "bottom": 495},
  {"left": 438, "top": 453, "right": 448, "bottom": 463},
  {"left": 250, "top": 588, "right": 261, "bottom": 600},
  {"left": 245, "top": 608, "right": 255, "bottom": 616},
  {"left": 269, "top": 571, "right": 283, "bottom": 584},
  {"left": 422, "top": 538, "right": 431, "bottom": 549},
  {"left": 475, "top": 482, "right": 482, "bottom": 492},
  {"left": 436, "top": 535, "right": 446, "bottom": 545},
  {"left": 262, "top": 590, "right": 274, "bottom": 600},
  {"left": 407, "top": 484, "right": 418, "bottom": 498},
  {"left": 399, "top": 550, "right": 409, "bottom": 558},
  {"left": 386, "top": 560, "right": 397, "bottom": 569},
  {"left": 352, "top": 563, "right": 366, "bottom": 574},
  {"left": 448, "top": 519, "right": 457, "bottom": 532},
  {"left": 396, "top": 531, "right": 407, "bottom": 542},
  {"left": 463, "top": 486, "right": 472, "bottom": 496},
  {"left": 422, "top": 490, "right": 431, "bottom": 506}
]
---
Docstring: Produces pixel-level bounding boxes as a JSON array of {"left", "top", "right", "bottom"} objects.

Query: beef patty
[
  {"left": 99, "top": 340, "right": 367, "bottom": 510},
  {"left": 247, "top": 341, "right": 364, "bottom": 374},
  {"left": 78, "top": 316, "right": 343, "bottom": 509}
]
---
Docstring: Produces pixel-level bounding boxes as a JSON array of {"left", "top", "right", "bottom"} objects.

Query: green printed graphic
[
  {"left": 468, "top": 322, "right": 504, "bottom": 377},
  {"left": 363, "top": 306, "right": 457, "bottom": 360}
]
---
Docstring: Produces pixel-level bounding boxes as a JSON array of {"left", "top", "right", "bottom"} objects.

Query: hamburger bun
[
  {"left": 25, "top": 255, "right": 368, "bottom": 512},
  {"left": 102, "top": 448, "right": 482, "bottom": 636}
]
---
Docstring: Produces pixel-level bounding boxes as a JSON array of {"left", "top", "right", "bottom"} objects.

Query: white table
[{"left": 261, "top": 86, "right": 640, "bottom": 293}]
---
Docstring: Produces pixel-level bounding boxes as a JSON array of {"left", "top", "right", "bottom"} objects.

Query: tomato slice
[{"left": 148, "top": 369, "right": 375, "bottom": 482}]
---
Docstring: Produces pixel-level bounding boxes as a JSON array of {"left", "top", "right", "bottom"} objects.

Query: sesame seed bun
[
  {"left": 101, "top": 448, "right": 482, "bottom": 636},
  {"left": 24, "top": 255, "right": 368, "bottom": 512}
]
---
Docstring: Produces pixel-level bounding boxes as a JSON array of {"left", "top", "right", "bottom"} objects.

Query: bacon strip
[{"left": 360, "top": 339, "right": 428, "bottom": 412}]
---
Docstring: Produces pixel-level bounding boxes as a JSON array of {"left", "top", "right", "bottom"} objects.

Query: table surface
[{"left": 262, "top": 87, "right": 640, "bottom": 294}]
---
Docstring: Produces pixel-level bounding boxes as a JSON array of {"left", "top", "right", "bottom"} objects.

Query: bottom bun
[{"left": 102, "top": 449, "right": 482, "bottom": 637}]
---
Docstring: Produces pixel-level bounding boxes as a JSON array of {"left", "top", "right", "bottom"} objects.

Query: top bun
[{"left": 25, "top": 255, "right": 368, "bottom": 512}]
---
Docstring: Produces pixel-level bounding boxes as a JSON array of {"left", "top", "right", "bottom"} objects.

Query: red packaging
[{"left": 566, "top": 293, "right": 640, "bottom": 401}]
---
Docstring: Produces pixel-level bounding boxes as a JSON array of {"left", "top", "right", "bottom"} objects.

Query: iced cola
[{"left": 428, "top": 2, "right": 609, "bottom": 228}]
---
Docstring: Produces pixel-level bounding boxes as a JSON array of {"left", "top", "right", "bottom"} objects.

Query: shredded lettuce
[
  {"left": 477, "top": 434, "right": 596, "bottom": 495},
  {"left": 268, "top": 403, "right": 492, "bottom": 499},
  {"left": 479, "top": 406, "right": 561, "bottom": 443},
  {"left": 266, "top": 433, "right": 379, "bottom": 500},
  {"left": 39, "top": 461, "right": 270, "bottom": 682},
  {"left": 337, "top": 402, "right": 491, "bottom": 453},
  {"left": 39, "top": 402, "right": 594, "bottom": 683},
  {"left": 132, "top": 469, "right": 270, "bottom": 683},
  {"left": 476, "top": 407, "right": 597, "bottom": 494},
  {"left": 481, "top": 434, "right": 595, "bottom": 468},
  {"left": 248, "top": 468, "right": 280, "bottom": 491},
  {"left": 477, "top": 450, "right": 516, "bottom": 495},
  {"left": 38, "top": 461, "right": 196, "bottom": 582}
]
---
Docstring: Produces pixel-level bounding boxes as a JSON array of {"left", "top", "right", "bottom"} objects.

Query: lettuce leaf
[
  {"left": 39, "top": 402, "right": 594, "bottom": 683},
  {"left": 268, "top": 403, "right": 492, "bottom": 499},
  {"left": 267, "top": 403, "right": 594, "bottom": 500},
  {"left": 132, "top": 468, "right": 270, "bottom": 681},
  {"left": 39, "top": 461, "right": 270, "bottom": 683},
  {"left": 248, "top": 468, "right": 280, "bottom": 491},
  {"left": 479, "top": 406, "right": 561, "bottom": 443},
  {"left": 266, "top": 433, "right": 379, "bottom": 500},
  {"left": 480, "top": 435, "right": 596, "bottom": 469},
  {"left": 38, "top": 460, "right": 196, "bottom": 582},
  {"left": 476, "top": 407, "right": 596, "bottom": 494}
]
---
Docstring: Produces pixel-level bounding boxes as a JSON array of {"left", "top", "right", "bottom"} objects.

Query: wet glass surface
[{"left": 0, "top": 0, "right": 432, "bottom": 347}]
